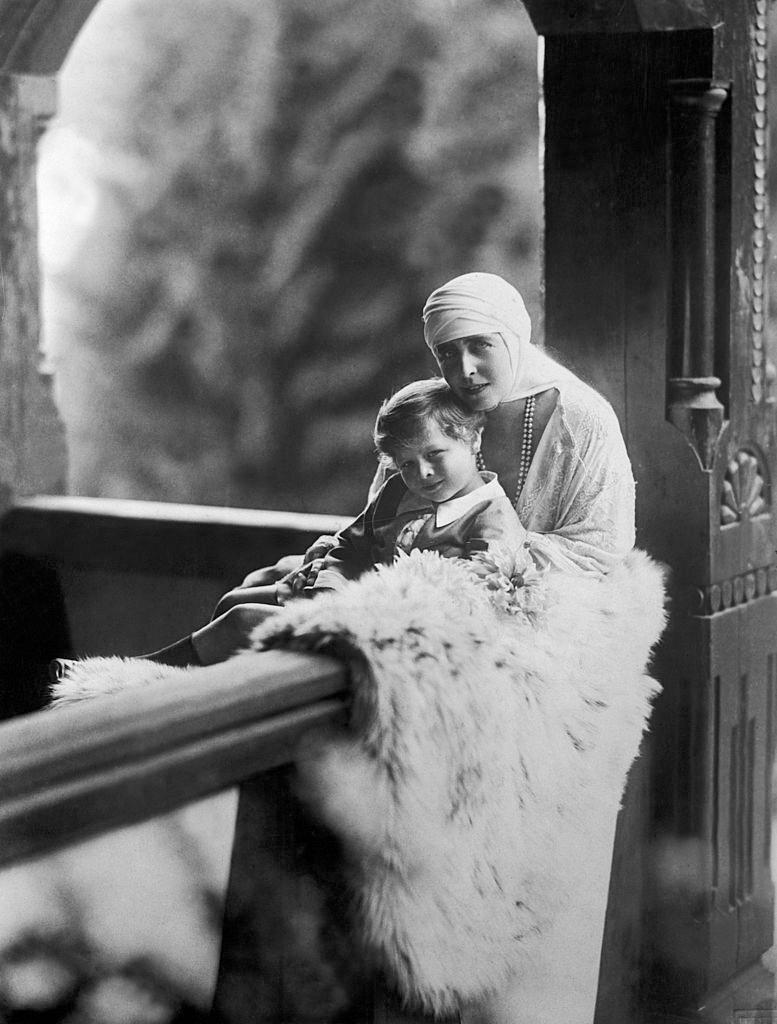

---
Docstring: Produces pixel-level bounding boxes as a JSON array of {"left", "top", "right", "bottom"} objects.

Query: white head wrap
[{"left": 422, "top": 272, "right": 573, "bottom": 401}]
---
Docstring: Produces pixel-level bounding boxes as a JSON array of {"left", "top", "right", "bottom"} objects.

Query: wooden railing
[
  {"left": 1, "top": 494, "right": 349, "bottom": 588},
  {"left": 0, "top": 497, "right": 359, "bottom": 1020},
  {"left": 0, "top": 648, "right": 348, "bottom": 868},
  {"left": 0, "top": 494, "right": 353, "bottom": 859}
]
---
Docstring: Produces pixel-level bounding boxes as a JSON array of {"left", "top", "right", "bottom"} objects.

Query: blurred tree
[{"left": 39, "top": 0, "right": 541, "bottom": 514}]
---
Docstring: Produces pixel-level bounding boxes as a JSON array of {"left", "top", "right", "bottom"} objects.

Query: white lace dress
[{"left": 516, "top": 378, "right": 635, "bottom": 576}]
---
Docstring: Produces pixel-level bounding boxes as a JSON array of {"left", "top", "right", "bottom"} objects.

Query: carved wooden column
[
  {"left": 0, "top": 72, "right": 66, "bottom": 511},
  {"left": 523, "top": 0, "right": 776, "bottom": 1019},
  {"left": 666, "top": 78, "right": 727, "bottom": 471}
]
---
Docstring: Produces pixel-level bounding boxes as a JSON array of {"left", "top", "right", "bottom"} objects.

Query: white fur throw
[
  {"left": 251, "top": 549, "right": 665, "bottom": 1015},
  {"left": 51, "top": 549, "right": 665, "bottom": 1019}
]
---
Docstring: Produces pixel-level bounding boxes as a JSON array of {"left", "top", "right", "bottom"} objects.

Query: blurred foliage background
[{"left": 37, "top": 0, "right": 541, "bottom": 514}]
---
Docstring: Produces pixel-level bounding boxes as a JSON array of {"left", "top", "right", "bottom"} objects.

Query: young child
[
  {"left": 307, "top": 377, "right": 525, "bottom": 593},
  {"left": 238, "top": 377, "right": 524, "bottom": 604}
]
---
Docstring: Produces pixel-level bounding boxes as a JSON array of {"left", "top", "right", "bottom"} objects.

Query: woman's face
[{"left": 434, "top": 333, "right": 515, "bottom": 411}]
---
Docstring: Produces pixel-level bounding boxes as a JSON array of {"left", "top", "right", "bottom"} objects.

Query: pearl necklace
[{"left": 476, "top": 394, "right": 536, "bottom": 509}]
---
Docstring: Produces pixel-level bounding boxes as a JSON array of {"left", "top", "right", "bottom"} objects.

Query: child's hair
[{"left": 373, "top": 378, "right": 485, "bottom": 462}]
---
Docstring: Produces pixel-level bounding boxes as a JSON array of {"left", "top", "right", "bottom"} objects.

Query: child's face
[{"left": 393, "top": 421, "right": 482, "bottom": 504}]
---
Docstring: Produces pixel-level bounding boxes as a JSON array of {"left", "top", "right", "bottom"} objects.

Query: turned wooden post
[{"left": 666, "top": 78, "right": 728, "bottom": 471}]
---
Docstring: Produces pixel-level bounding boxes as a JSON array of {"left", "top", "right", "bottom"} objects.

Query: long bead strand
[
  {"left": 475, "top": 394, "right": 536, "bottom": 509},
  {"left": 513, "top": 394, "right": 535, "bottom": 507}
]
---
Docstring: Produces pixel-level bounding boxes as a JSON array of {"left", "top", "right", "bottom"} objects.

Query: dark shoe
[{"left": 48, "top": 658, "right": 76, "bottom": 683}]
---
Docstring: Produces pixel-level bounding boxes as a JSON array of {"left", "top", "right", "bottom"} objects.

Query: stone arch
[{"left": 0, "top": 0, "right": 101, "bottom": 507}]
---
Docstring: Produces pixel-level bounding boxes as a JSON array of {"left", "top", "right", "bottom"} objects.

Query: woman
[
  {"left": 386, "top": 270, "right": 634, "bottom": 575},
  {"left": 148, "top": 270, "right": 634, "bottom": 668}
]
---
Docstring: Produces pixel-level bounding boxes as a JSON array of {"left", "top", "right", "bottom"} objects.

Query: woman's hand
[{"left": 192, "top": 604, "right": 278, "bottom": 666}]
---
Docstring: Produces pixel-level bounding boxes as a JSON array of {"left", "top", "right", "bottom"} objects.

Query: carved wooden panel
[
  {"left": 534, "top": 4, "right": 777, "bottom": 1016},
  {"left": 682, "top": 597, "right": 776, "bottom": 992},
  {"left": 720, "top": 450, "right": 769, "bottom": 526}
]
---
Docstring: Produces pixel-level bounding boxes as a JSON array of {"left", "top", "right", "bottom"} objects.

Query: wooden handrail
[
  {"left": 0, "top": 649, "right": 348, "bottom": 868},
  {"left": 11, "top": 494, "right": 350, "bottom": 532},
  {"left": 2, "top": 495, "right": 350, "bottom": 579}
]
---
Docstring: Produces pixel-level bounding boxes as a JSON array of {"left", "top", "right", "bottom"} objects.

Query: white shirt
[
  {"left": 434, "top": 472, "right": 504, "bottom": 527},
  {"left": 396, "top": 472, "right": 505, "bottom": 552}
]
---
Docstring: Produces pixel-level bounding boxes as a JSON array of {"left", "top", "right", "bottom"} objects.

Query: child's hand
[
  {"left": 275, "top": 577, "right": 293, "bottom": 604},
  {"left": 236, "top": 537, "right": 336, "bottom": 593},
  {"left": 277, "top": 558, "right": 328, "bottom": 600}
]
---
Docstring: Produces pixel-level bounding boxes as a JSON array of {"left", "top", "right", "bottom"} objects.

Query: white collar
[{"left": 435, "top": 471, "right": 505, "bottom": 527}]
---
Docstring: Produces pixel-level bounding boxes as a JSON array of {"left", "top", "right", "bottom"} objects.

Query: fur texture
[
  {"left": 50, "top": 549, "right": 665, "bottom": 1018},
  {"left": 48, "top": 655, "right": 198, "bottom": 704},
  {"left": 252, "top": 549, "right": 666, "bottom": 1015}
]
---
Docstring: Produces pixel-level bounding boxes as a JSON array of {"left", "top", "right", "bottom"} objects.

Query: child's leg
[
  {"left": 50, "top": 631, "right": 206, "bottom": 676},
  {"left": 146, "top": 596, "right": 282, "bottom": 668},
  {"left": 49, "top": 587, "right": 284, "bottom": 679},
  {"left": 211, "top": 583, "right": 280, "bottom": 621}
]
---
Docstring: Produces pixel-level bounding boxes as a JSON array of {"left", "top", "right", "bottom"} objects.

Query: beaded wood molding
[
  {"left": 751, "top": 0, "right": 768, "bottom": 403},
  {"left": 691, "top": 564, "right": 777, "bottom": 616}
]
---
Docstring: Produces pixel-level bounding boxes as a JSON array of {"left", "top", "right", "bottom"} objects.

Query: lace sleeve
[{"left": 524, "top": 396, "right": 636, "bottom": 576}]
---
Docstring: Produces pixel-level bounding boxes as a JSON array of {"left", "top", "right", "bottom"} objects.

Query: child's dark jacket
[{"left": 313, "top": 471, "right": 525, "bottom": 592}]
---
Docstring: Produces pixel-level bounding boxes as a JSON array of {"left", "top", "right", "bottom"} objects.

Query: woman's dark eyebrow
[
  {"left": 436, "top": 334, "right": 494, "bottom": 357},
  {"left": 452, "top": 334, "right": 494, "bottom": 346}
]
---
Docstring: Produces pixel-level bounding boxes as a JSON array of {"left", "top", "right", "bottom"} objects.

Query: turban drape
[{"left": 422, "top": 272, "right": 575, "bottom": 402}]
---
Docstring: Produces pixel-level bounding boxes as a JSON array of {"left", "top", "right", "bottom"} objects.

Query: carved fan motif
[{"left": 721, "top": 451, "right": 769, "bottom": 525}]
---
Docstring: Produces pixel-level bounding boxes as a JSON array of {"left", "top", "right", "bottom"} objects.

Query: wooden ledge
[
  {"left": 522, "top": 0, "right": 714, "bottom": 34},
  {"left": 1, "top": 496, "right": 350, "bottom": 579},
  {"left": 11, "top": 495, "right": 350, "bottom": 533},
  {"left": 0, "top": 649, "right": 348, "bottom": 868}
]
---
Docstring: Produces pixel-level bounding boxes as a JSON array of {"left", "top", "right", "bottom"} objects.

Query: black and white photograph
[{"left": 0, "top": 1, "right": 774, "bottom": 1022}]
